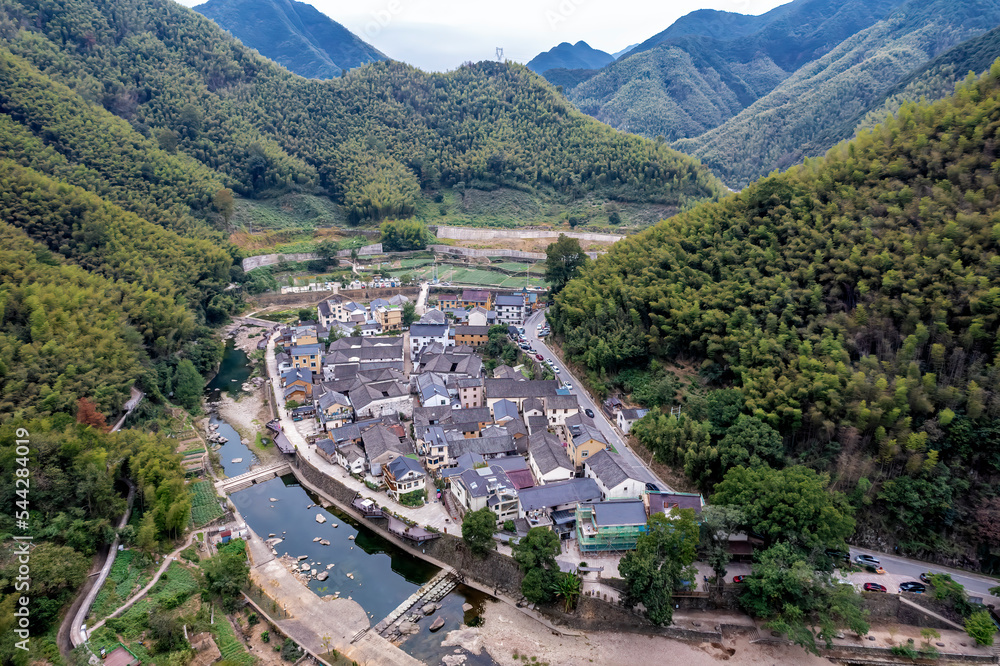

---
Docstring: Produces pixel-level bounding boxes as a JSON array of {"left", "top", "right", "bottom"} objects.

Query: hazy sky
[{"left": 178, "top": 0, "right": 790, "bottom": 72}]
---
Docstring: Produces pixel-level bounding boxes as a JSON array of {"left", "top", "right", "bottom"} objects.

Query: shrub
[{"left": 966, "top": 610, "right": 996, "bottom": 646}]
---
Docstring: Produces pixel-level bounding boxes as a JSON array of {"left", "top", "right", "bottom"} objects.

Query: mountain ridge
[
  {"left": 193, "top": 0, "right": 387, "bottom": 79},
  {"left": 526, "top": 40, "right": 614, "bottom": 74}
]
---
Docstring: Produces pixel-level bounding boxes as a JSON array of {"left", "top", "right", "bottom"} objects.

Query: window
[{"left": 581, "top": 451, "right": 589, "bottom": 458}]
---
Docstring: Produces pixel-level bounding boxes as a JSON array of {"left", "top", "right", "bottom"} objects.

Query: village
[{"left": 264, "top": 286, "right": 689, "bottom": 569}]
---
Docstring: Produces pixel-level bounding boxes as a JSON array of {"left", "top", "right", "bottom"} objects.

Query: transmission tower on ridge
[{"left": 496, "top": 47, "right": 504, "bottom": 62}]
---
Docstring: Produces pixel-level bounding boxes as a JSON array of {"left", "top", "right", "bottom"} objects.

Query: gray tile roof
[
  {"left": 291, "top": 343, "right": 322, "bottom": 357},
  {"left": 585, "top": 449, "right": 645, "bottom": 490},
  {"left": 450, "top": 432, "right": 517, "bottom": 458},
  {"left": 522, "top": 397, "right": 544, "bottom": 415},
  {"left": 528, "top": 431, "right": 572, "bottom": 474},
  {"left": 518, "top": 478, "right": 602, "bottom": 511},
  {"left": 455, "top": 325, "right": 491, "bottom": 336},
  {"left": 457, "top": 465, "right": 516, "bottom": 499},
  {"left": 316, "top": 389, "right": 349, "bottom": 411},
  {"left": 647, "top": 491, "right": 705, "bottom": 515},
  {"left": 493, "top": 399, "right": 519, "bottom": 422},
  {"left": 485, "top": 379, "right": 561, "bottom": 399},
  {"left": 526, "top": 415, "right": 549, "bottom": 434},
  {"left": 416, "top": 309, "right": 447, "bottom": 324},
  {"left": 546, "top": 394, "right": 580, "bottom": 410},
  {"left": 620, "top": 408, "right": 650, "bottom": 421},
  {"left": 583, "top": 499, "right": 648, "bottom": 527},
  {"left": 386, "top": 455, "right": 424, "bottom": 479},
  {"left": 362, "top": 424, "right": 412, "bottom": 462},
  {"left": 495, "top": 294, "right": 524, "bottom": 307},
  {"left": 572, "top": 423, "right": 608, "bottom": 448}
]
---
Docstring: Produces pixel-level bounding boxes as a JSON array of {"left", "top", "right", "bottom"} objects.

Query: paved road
[
  {"left": 523, "top": 309, "right": 670, "bottom": 492},
  {"left": 849, "top": 547, "right": 1000, "bottom": 605},
  {"left": 416, "top": 281, "right": 429, "bottom": 316}
]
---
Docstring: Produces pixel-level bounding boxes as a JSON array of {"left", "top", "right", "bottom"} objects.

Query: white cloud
[{"left": 177, "top": 0, "right": 790, "bottom": 72}]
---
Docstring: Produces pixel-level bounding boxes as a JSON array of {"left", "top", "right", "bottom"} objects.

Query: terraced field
[{"left": 190, "top": 480, "right": 225, "bottom": 526}]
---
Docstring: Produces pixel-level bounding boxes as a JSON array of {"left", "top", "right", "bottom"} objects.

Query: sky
[{"left": 177, "top": 0, "right": 791, "bottom": 72}]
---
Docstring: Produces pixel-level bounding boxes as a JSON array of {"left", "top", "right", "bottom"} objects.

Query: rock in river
[
  {"left": 422, "top": 603, "right": 437, "bottom": 615},
  {"left": 317, "top": 571, "right": 328, "bottom": 581},
  {"left": 429, "top": 617, "right": 445, "bottom": 632},
  {"left": 315, "top": 514, "right": 326, "bottom": 524}
]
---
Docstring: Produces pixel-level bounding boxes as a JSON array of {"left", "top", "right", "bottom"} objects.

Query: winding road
[{"left": 524, "top": 308, "right": 670, "bottom": 491}]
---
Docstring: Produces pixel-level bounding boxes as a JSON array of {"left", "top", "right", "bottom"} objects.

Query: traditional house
[
  {"left": 459, "top": 289, "right": 492, "bottom": 309},
  {"left": 491, "top": 398, "right": 519, "bottom": 424},
  {"left": 409, "top": 322, "right": 451, "bottom": 359},
  {"left": 527, "top": 431, "right": 574, "bottom": 484},
  {"left": 494, "top": 293, "right": 526, "bottom": 325},
  {"left": 492, "top": 364, "right": 521, "bottom": 381},
  {"left": 361, "top": 424, "right": 414, "bottom": 477},
  {"left": 517, "top": 478, "right": 602, "bottom": 539},
  {"left": 416, "top": 372, "right": 451, "bottom": 407},
  {"left": 485, "top": 379, "right": 561, "bottom": 410},
  {"left": 491, "top": 455, "right": 535, "bottom": 490},
  {"left": 276, "top": 352, "right": 292, "bottom": 374},
  {"left": 416, "top": 425, "right": 450, "bottom": 470},
  {"left": 644, "top": 490, "right": 705, "bottom": 516},
  {"left": 447, "top": 428, "right": 520, "bottom": 460},
  {"left": 418, "top": 351, "right": 482, "bottom": 380},
  {"left": 576, "top": 499, "right": 648, "bottom": 552},
  {"left": 413, "top": 405, "right": 493, "bottom": 441},
  {"left": 449, "top": 377, "right": 484, "bottom": 408},
  {"left": 290, "top": 344, "right": 322, "bottom": 372},
  {"left": 384, "top": 456, "right": 426, "bottom": 503},
  {"left": 567, "top": 422, "right": 608, "bottom": 468},
  {"left": 317, "top": 295, "right": 346, "bottom": 327},
  {"left": 617, "top": 408, "right": 650, "bottom": 434},
  {"left": 315, "top": 388, "right": 352, "bottom": 430},
  {"left": 545, "top": 394, "right": 580, "bottom": 426},
  {"left": 584, "top": 449, "right": 652, "bottom": 499},
  {"left": 451, "top": 464, "right": 519, "bottom": 523},
  {"left": 453, "top": 325, "right": 491, "bottom": 348},
  {"left": 280, "top": 367, "right": 313, "bottom": 398}
]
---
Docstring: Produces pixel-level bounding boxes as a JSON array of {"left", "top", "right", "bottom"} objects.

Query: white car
[
  {"left": 563, "top": 383, "right": 572, "bottom": 390},
  {"left": 553, "top": 367, "right": 560, "bottom": 374}
]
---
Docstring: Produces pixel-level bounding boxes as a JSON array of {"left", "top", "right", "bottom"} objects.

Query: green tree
[
  {"left": 712, "top": 465, "right": 855, "bottom": 551},
  {"left": 966, "top": 610, "right": 996, "bottom": 646},
  {"left": 380, "top": 219, "right": 429, "bottom": 251},
  {"left": 213, "top": 188, "right": 235, "bottom": 230},
  {"left": 136, "top": 511, "right": 158, "bottom": 555},
  {"left": 402, "top": 301, "right": 417, "bottom": 327},
  {"left": 717, "top": 415, "right": 785, "bottom": 469},
  {"left": 545, "top": 234, "right": 588, "bottom": 295},
  {"left": 203, "top": 540, "right": 250, "bottom": 610},
  {"left": 513, "top": 527, "right": 561, "bottom": 604},
  {"left": 619, "top": 509, "right": 700, "bottom": 626},
  {"left": 551, "top": 571, "right": 581, "bottom": 612},
  {"left": 700, "top": 505, "right": 746, "bottom": 587},
  {"left": 461, "top": 508, "right": 497, "bottom": 557},
  {"left": 173, "top": 358, "right": 204, "bottom": 412},
  {"left": 740, "top": 543, "right": 869, "bottom": 653}
]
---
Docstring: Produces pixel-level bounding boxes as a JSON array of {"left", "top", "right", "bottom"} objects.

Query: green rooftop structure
[{"left": 576, "top": 499, "right": 648, "bottom": 553}]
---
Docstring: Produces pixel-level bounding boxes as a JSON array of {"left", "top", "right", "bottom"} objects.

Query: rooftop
[
  {"left": 583, "top": 499, "right": 648, "bottom": 527},
  {"left": 528, "top": 430, "right": 573, "bottom": 474},
  {"left": 518, "top": 478, "right": 602, "bottom": 511}
]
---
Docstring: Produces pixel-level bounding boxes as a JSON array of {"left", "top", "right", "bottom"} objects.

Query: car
[
  {"left": 584, "top": 408, "right": 595, "bottom": 418},
  {"left": 535, "top": 354, "right": 544, "bottom": 361},
  {"left": 899, "top": 581, "right": 926, "bottom": 594},
  {"left": 553, "top": 367, "right": 560, "bottom": 374},
  {"left": 563, "top": 383, "right": 572, "bottom": 390},
  {"left": 919, "top": 572, "right": 935, "bottom": 584},
  {"left": 518, "top": 327, "right": 525, "bottom": 335},
  {"left": 645, "top": 482, "right": 661, "bottom": 492},
  {"left": 863, "top": 583, "right": 887, "bottom": 593},
  {"left": 732, "top": 575, "right": 746, "bottom": 584},
  {"left": 855, "top": 554, "right": 880, "bottom": 566}
]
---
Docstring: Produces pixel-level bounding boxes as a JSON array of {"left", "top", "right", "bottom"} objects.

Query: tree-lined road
[
  {"left": 849, "top": 547, "right": 1000, "bottom": 605},
  {"left": 524, "top": 308, "right": 670, "bottom": 492}
]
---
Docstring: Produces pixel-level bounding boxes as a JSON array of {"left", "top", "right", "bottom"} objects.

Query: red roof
[
  {"left": 104, "top": 646, "right": 139, "bottom": 666},
  {"left": 462, "top": 289, "right": 491, "bottom": 303},
  {"left": 505, "top": 469, "right": 535, "bottom": 490},
  {"left": 219, "top": 530, "right": 232, "bottom": 537}
]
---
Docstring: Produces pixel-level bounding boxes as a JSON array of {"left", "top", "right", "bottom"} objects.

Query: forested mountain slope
[
  {"left": 193, "top": 0, "right": 387, "bottom": 79},
  {"left": 853, "top": 24, "right": 1000, "bottom": 135},
  {"left": 0, "top": 0, "right": 721, "bottom": 223},
  {"left": 527, "top": 41, "right": 613, "bottom": 74},
  {"left": 677, "top": 0, "right": 1000, "bottom": 188},
  {"left": 565, "top": 0, "right": 903, "bottom": 142},
  {"left": 552, "top": 67, "right": 1000, "bottom": 562}
]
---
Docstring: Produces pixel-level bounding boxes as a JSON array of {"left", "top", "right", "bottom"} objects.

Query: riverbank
[
  {"left": 215, "top": 388, "right": 278, "bottom": 464},
  {"left": 475, "top": 601, "right": 827, "bottom": 666}
]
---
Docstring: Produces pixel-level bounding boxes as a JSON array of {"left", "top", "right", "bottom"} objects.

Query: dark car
[
  {"left": 645, "top": 482, "right": 661, "bottom": 492},
  {"left": 863, "top": 582, "right": 887, "bottom": 593},
  {"left": 732, "top": 575, "right": 746, "bottom": 584},
  {"left": 899, "top": 582, "right": 926, "bottom": 594},
  {"left": 584, "top": 408, "right": 595, "bottom": 418},
  {"left": 919, "top": 572, "right": 934, "bottom": 584}
]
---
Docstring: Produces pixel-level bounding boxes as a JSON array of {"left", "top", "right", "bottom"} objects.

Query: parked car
[
  {"left": 553, "top": 367, "right": 560, "bottom": 374},
  {"left": 899, "top": 582, "right": 926, "bottom": 594},
  {"left": 645, "top": 482, "right": 660, "bottom": 492},
  {"left": 855, "top": 554, "right": 880, "bottom": 566},
  {"left": 584, "top": 408, "right": 595, "bottom": 418},
  {"left": 863, "top": 583, "right": 887, "bottom": 593},
  {"left": 535, "top": 354, "right": 544, "bottom": 361},
  {"left": 563, "top": 383, "right": 572, "bottom": 390},
  {"left": 732, "top": 575, "right": 746, "bottom": 584},
  {"left": 919, "top": 572, "right": 935, "bottom": 584},
  {"left": 518, "top": 327, "right": 525, "bottom": 335}
]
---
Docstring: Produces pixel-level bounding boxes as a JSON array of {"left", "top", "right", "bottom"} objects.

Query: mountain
[
  {"left": 526, "top": 41, "right": 614, "bottom": 74},
  {"left": 193, "top": 0, "right": 387, "bottom": 79},
  {"left": 612, "top": 44, "right": 639, "bottom": 59},
  {"left": 676, "top": 0, "right": 1000, "bottom": 188},
  {"left": 552, "top": 69, "right": 1000, "bottom": 562},
  {"left": 566, "top": 0, "right": 904, "bottom": 142},
  {"left": 851, "top": 24, "right": 1000, "bottom": 135}
]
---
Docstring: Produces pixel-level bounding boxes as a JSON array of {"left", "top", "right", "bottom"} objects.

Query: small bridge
[
  {"left": 351, "top": 495, "right": 441, "bottom": 543},
  {"left": 216, "top": 462, "right": 292, "bottom": 493}
]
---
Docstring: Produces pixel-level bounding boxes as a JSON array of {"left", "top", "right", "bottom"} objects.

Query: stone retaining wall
[
  {"left": 242, "top": 243, "right": 382, "bottom": 271},
  {"left": 547, "top": 596, "right": 723, "bottom": 643},
  {"left": 436, "top": 225, "right": 624, "bottom": 243},
  {"left": 861, "top": 592, "right": 965, "bottom": 631}
]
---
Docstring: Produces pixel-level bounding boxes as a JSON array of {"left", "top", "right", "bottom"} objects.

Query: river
[{"left": 211, "top": 351, "right": 496, "bottom": 664}]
